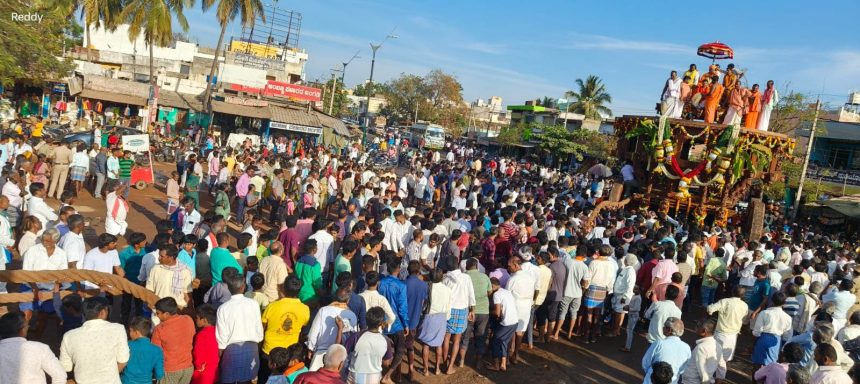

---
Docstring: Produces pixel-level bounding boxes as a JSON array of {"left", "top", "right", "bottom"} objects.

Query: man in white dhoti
[
  {"left": 661, "top": 71, "right": 683, "bottom": 118},
  {"left": 756, "top": 80, "right": 779, "bottom": 132},
  {"left": 105, "top": 183, "right": 129, "bottom": 236}
]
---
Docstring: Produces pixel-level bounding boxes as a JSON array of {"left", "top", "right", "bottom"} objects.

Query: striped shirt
[{"left": 118, "top": 159, "right": 134, "bottom": 178}]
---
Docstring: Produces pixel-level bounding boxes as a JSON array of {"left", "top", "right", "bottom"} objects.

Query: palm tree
[
  {"left": 201, "top": 0, "right": 265, "bottom": 113},
  {"left": 565, "top": 75, "right": 613, "bottom": 120},
  {"left": 122, "top": 0, "right": 193, "bottom": 87},
  {"left": 50, "top": 0, "right": 122, "bottom": 58}
]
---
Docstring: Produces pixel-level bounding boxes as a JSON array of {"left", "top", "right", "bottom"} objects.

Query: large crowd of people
[{"left": 0, "top": 131, "right": 858, "bottom": 384}]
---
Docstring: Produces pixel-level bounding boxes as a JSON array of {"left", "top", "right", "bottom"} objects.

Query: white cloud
[
  {"left": 564, "top": 32, "right": 691, "bottom": 54},
  {"left": 462, "top": 42, "right": 506, "bottom": 55}
]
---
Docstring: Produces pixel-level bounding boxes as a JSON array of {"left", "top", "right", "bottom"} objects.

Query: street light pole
[
  {"left": 340, "top": 50, "right": 360, "bottom": 87},
  {"left": 361, "top": 32, "right": 397, "bottom": 148}
]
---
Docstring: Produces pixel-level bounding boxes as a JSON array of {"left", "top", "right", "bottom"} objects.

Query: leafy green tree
[
  {"left": 540, "top": 96, "right": 556, "bottom": 109},
  {"left": 122, "top": 0, "right": 193, "bottom": 86},
  {"left": 316, "top": 76, "right": 349, "bottom": 117},
  {"left": 535, "top": 124, "right": 617, "bottom": 163},
  {"left": 49, "top": 0, "right": 123, "bottom": 59},
  {"left": 565, "top": 75, "right": 613, "bottom": 119},
  {"left": 0, "top": 1, "right": 77, "bottom": 86},
  {"left": 496, "top": 124, "right": 524, "bottom": 151},
  {"left": 352, "top": 82, "right": 386, "bottom": 97},
  {"left": 770, "top": 89, "right": 826, "bottom": 137},
  {"left": 201, "top": 0, "right": 264, "bottom": 112},
  {"left": 379, "top": 73, "right": 425, "bottom": 122}
]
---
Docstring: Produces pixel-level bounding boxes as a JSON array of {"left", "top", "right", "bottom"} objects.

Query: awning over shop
[
  {"left": 159, "top": 91, "right": 204, "bottom": 111},
  {"left": 314, "top": 111, "right": 352, "bottom": 137},
  {"left": 821, "top": 194, "right": 860, "bottom": 218},
  {"left": 78, "top": 89, "right": 147, "bottom": 106},
  {"left": 270, "top": 105, "right": 321, "bottom": 127},
  {"left": 211, "top": 100, "right": 270, "bottom": 119}
]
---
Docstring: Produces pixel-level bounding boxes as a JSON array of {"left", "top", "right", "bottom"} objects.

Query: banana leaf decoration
[
  {"left": 731, "top": 150, "right": 746, "bottom": 185},
  {"left": 625, "top": 119, "right": 659, "bottom": 150},
  {"left": 747, "top": 144, "right": 772, "bottom": 174}
]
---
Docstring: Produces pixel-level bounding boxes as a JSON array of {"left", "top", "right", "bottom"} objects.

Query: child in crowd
[
  {"left": 245, "top": 255, "right": 260, "bottom": 288},
  {"left": 191, "top": 305, "right": 219, "bottom": 384},
  {"left": 178, "top": 234, "right": 199, "bottom": 280},
  {"left": 122, "top": 317, "right": 165, "bottom": 384},
  {"left": 245, "top": 272, "right": 270, "bottom": 311},
  {"left": 166, "top": 171, "right": 181, "bottom": 215},
  {"left": 56, "top": 290, "right": 83, "bottom": 334},
  {"left": 621, "top": 286, "right": 642, "bottom": 353},
  {"left": 57, "top": 190, "right": 78, "bottom": 215}
]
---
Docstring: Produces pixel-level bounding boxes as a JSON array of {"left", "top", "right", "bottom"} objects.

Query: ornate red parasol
[{"left": 697, "top": 41, "right": 734, "bottom": 61}]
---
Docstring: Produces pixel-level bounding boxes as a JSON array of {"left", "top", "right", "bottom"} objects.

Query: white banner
[
  {"left": 122, "top": 134, "right": 150, "bottom": 152},
  {"left": 270, "top": 121, "right": 323, "bottom": 135}
]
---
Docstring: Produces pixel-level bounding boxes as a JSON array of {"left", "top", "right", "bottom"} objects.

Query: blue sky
[{"left": 182, "top": 0, "right": 860, "bottom": 116}]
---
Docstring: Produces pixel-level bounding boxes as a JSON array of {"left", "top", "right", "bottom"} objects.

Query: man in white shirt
[
  {"left": 506, "top": 255, "right": 536, "bottom": 363},
  {"left": 60, "top": 297, "right": 130, "bottom": 384},
  {"left": 58, "top": 214, "right": 87, "bottom": 269},
  {"left": 751, "top": 292, "right": 793, "bottom": 367},
  {"left": 488, "top": 277, "right": 518, "bottom": 372},
  {"left": 215, "top": 269, "right": 264, "bottom": 383},
  {"left": 644, "top": 285, "right": 683, "bottom": 343},
  {"left": 27, "top": 182, "right": 57, "bottom": 236},
  {"left": 177, "top": 198, "right": 202, "bottom": 236},
  {"left": 307, "top": 287, "right": 358, "bottom": 371},
  {"left": 451, "top": 189, "right": 467, "bottom": 210},
  {"left": 681, "top": 318, "right": 726, "bottom": 384},
  {"left": 308, "top": 222, "right": 336, "bottom": 274},
  {"left": 80, "top": 233, "right": 124, "bottom": 289},
  {"left": 414, "top": 172, "right": 428, "bottom": 203},
  {"left": 348, "top": 306, "right": 394, "bottom": 383},
  {"left": 0, "top": 312, "right": 67, "bottom": 384},
  {"left": 358, "top": 271, "right": 396, "bottom": 328},
  {"left": 441, "top": 255, "right": 476, "bottom": 375}
]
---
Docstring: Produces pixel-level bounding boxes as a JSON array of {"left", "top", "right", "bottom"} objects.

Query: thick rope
[
  {"left": 0, "top": 289, "right": 108, "bottom": 304},
  {"left": 0, "top": 270, "right": 160, "bottom": 306},
  {"left": 583, "top": 198, "right": 631, "bottom": 235}
]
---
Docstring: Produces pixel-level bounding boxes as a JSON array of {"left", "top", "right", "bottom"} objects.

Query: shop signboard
[
  {"left": 52, "top": 83, "right": 67, "bottom": 93},
  {"left": 270, "top": 121, "right": 322, "bottom": 135},
  {"left": 122, "top": 134, "right": 150, "bottom": 153},
  {"left": 806, "top": 165, "right": 860, "bottom": 187},
  {"left": 224, "top": 96, "right": 269, "bottom": 107},
  {"left": 229, "top": 81, "right": 321, "bottom": 102}
]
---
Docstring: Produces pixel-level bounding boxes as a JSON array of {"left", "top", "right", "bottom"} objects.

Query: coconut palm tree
[
  {"left": 50, "top": 0, "right": 122, "bottom": 58},
  {"left": 565, "top": 75, "right": 613, "bottom": 120},
  {"left": 122, "top": 0, "right": 193, "bottom": 86},
  {"left": 201, "top": 0, "right": 265, "bottom": 112}
]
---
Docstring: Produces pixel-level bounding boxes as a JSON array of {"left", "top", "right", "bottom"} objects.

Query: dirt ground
[{"left": 9, "top": 160, "right": 760, "bottom": 384}]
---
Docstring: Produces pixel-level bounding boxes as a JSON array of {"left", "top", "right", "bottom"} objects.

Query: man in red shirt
[
  {"left": 293, "top": 344, "right": 347, "bottom": 384},
  {"left": 152, "top": 297, "right": 196, "bottom": 383}
]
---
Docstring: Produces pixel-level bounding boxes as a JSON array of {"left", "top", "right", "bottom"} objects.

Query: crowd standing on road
[{"left": 1, "top": 132, "right": 860, "bottom": 384}]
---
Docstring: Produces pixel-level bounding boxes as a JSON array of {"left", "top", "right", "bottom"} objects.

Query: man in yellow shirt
[
  {"left": 224, "top": 149, "right": 237, "bottom": 175},
  {"left": 683, "top": 64, "right": 698, "bottom": 87},
  {"left": 260, "top": 275, "right": 310, "bottom": 375}
]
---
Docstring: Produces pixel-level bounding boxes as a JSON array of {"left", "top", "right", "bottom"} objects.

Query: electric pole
[
  {"left": 791, "top": 98, "right": 821, "bottom": 220},
  {"left": 328, "top": 71, "right": 338, "bottom": 115}
]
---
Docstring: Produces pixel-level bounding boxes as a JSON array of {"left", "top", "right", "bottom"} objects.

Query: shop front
[
  {"left": 210, "top": 99, "right": 270, "bottom": 140},
  {"left": 267, "top": 105, "right": 323, "bottom": 157}
]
